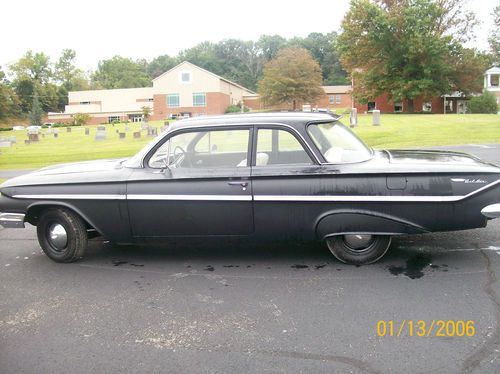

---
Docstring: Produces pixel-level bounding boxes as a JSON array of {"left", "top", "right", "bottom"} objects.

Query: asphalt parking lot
[{"left": 1, "top": 144, "right": 499, "bottom": 373}]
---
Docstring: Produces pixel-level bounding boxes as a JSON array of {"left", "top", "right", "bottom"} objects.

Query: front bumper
[
  {"left": 481, "top": 204, "right": 500, "bottom": 219},
  {"left": 0, "top": 212, "right": 26, "bottom": 228}
]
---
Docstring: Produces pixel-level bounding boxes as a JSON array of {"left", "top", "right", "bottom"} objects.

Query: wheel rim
[
  {"left": 342, "top": 234, "right": 374, "bottom": 252},
  {"left": 47, "top": 223, "right": 68, "bottom": 251}
]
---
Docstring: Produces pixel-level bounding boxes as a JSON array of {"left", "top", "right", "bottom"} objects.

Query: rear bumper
[
  {"left": 0, "top": 212, "right": 26, "bottom": 228},
  {"left": 481, "top": 204, "right": 500, "bottom": 219}
]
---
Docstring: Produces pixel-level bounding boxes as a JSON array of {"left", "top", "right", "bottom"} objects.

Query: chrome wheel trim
[
  {"left": 48, "top": 223, "right": 68, "bottom": 251},
  {"left": 343, "top": 234, "right": 374, "bottom": 252}
]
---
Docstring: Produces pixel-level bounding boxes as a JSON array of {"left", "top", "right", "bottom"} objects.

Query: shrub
[
  {"left": 0, "top": 127, "right": 13, "bottom": 131},
  {"left": 72, "top": 113, "right": 91, "bottom": 126},
  {"left": 468, "top": 91, "right": 499, "bottom": 114},
  {"left": 225, "top": 103, "right": 250, "bottom": 113}
]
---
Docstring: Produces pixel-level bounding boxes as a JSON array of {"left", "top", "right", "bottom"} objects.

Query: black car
[{"left": 1, "top": 112, "right": 499, "bottom": 264}]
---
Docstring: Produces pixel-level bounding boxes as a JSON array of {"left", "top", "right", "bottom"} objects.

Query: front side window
[
  {"left": 167, "top": 94, "right": 179, "bottom": 108},
  {"left": 255, "top": 128, "right": 312, "bottom": 166},
  {"left": 329, "top": 95, "right": 334, "bottom": 104},
  {"left": 193, "top": 93, "right": 206, "bottom": 107},
  {"left": 149, "top": 128, "right": 250, "bottom": 169},
  {"left": 308, "top": 122, "right": 372, "bottom": 163},
  {"left": 336, "top": 95, "right": 341, "bottom": 104}
]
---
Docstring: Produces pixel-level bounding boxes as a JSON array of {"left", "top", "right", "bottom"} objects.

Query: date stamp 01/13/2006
[{"left": 376, "top": 320, "right": 475, "bottom": 337}]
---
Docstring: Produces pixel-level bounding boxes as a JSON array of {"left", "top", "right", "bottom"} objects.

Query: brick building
[{"left": 48, "top": 61, "right": 258, "bottom": 124}]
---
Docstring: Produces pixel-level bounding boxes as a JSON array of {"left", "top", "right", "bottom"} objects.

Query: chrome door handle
[{"left": 227, "top": 181, "right": 248, "bottom": 187}]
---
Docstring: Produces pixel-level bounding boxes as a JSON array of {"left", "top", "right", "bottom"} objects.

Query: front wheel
[
  {"left": 326, "top": 234, "right": 392, "bottom": 265},
  {"left": 37, "top": 208, "right": 88, "bottom": 263}
]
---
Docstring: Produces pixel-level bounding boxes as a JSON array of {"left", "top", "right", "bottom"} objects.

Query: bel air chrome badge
[{"left": 451, "top": 178, "right": 487, "bottom": 184}]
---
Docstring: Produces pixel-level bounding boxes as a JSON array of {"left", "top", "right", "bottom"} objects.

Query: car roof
[{"left": 169, "top": 112, "right": 341, "bottom": 131}]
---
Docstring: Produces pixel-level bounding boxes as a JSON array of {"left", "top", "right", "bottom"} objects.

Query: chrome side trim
[
  {"left": 0, "top": 212, "right": 26, "bottom": 228},
  {"left": 481, "top": 204, "right": 500, "bottom": 218},
  {"left": 254, "top": 195, "right": 461, "bottom": 202},
  {"left": 12, "top": 194, "right": 126, "bottom": 200},
  {"left": 127, "top": 194, "right": 252, "bottom": 201}
]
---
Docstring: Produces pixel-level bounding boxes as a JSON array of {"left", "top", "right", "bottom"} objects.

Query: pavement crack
[
  {"left": 253, "top": 349, "right": 380, "bottom": 373},
  {"left": 461, "top": 250, "right": 500, "bottom": 373}
]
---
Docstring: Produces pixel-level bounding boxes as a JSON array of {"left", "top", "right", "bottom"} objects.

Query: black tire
[
  {"left": 37, "top": 208, "right": 88, "bottom": 263},
  {"left": 326, "top": 234, "right": 392, "bottom": 265}
]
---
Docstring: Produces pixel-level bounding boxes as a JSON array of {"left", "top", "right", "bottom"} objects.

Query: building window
[
  {"left": 336, "top": 95, "right": 341, "bottom": 104},
  {"left": 148, "top": 98, "right": 154, "bottom": 102},
  {"left": 367, "top": 102, "right": 376, "bottom": 111},
  {"left": 108, "top": 116, "right": 120, "bottom": 123},
  {"left": 193, "top": 93, "right": 206, "bottom": 107},
  {"left": 422, "top": 102, "right": 432, "bottom": 112},
  {"left": 329, "top": 95, "right": 334, "bottom": 104},
  {"left": 180, "top": 71, "right": 192, "bottom": 84},
  {"left": 394, "top": 102, "right": 403, "bottom": 112},
  {"left": 491, "top": 75, "right": 499, "bottom": 87},
  {"left": 80, "top": 101, "right": 90, "bottom": 105},
  {"left": 167, "top": 94, "right": 180, "bottom": 108}
]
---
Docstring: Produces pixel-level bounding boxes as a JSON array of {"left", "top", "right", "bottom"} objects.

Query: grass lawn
[{"left": 0, "top": 114, "right": 498, "bottom": 170}]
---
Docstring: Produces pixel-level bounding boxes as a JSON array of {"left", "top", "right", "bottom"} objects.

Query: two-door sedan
[{"left": 1, "top": 112, "right": 499, "bottom": 264}]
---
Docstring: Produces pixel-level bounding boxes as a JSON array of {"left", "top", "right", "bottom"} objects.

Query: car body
[{"left": 1, "top": 112, "right": 499, "bottom": 264}]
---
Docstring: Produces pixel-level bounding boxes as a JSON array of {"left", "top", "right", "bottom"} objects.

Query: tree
[
  {"left": 489, "top": 5, "right": 500, "bottom": 65},
  {"left": 55, "top": 49, "right": 89, "bottom": 91},
  {"left": 256, "top": 35, "right": 287, "bottom": 60},
  {"left": 29, "top": 91, "right": 43, "bottom": 126},
  {"left": 141, "top": 106, "right": 151, "bottom": 123},
  {"left": 9, "top": 51, "right": 52, "bottom": 85},
  {"left": 146, "top": 55, "right": 177, "bottom": 79},
  {"left": 72, "top": 113, "right": 91, "bottom": 126},
  {"left": 468, "top": 91, "right": 499, "bottom": 113},
  {"left": 0, "top": 69, "right": 21, "bottom": 120},
  {"left": 91, "top": 56, "right": 150, "bottom": 89},
  {"left": 258, "top": 47, "right": 324, "bottom": 110},
  {"left": 338, "top": 0, "right": 485, "bottom": 112}
]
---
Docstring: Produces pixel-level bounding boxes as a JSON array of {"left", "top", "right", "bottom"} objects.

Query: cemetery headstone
[
  {"left": 372, "top": 110, "right": 381, "bottom": 126},
  {"left": 24, "top": 140, "right": 30, "bottom": 145},
  {"left": 133, "top": 131, "right": 141, "bottom": 139},
  {"left": 349, "top": 108, "right": 358, "bottom": 128},
  {"left": 66, "top": 127, "right": 72, "bottom": 132},
  {"left": 119, "top": 132, "right": 126, "bottom": 139},
  {"left": 95, "top": 125, "right": 107, "bottom": 140},
  {"left": 85, "top": 128, "right": 90, "bottom": 135}
]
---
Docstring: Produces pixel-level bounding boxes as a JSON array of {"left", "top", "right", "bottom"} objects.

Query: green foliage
[
  {"left": 258, "top": 47, "right": 324, "bottom": 109},
  {"left": 0, "top": 69, "right": 21, "bottom": 120},
  {"left": 141, "top": 106, "right": 151, "bottom": 120},
  {"left": 0, "top": 127, "right": 13, "bottom": 131},
  {"left": 338, "top": 0, "right": 486, "bottom": 111},
  {"left": 29, "top": 91, "right": 43, "bottom": 126},
  {"left": 146, "top": 55, "right": 177, "bottom": 79},
  {"left": 55, "top": 49, "right": 89, "bottom": 91},
  {"left": 489, "top": 5, "right": 500, "bottom": 65},
  {"left": 468, "top": 91, "right": 499, "bottom": 114},
  {"left": 225, "top": 103, "right": 249, "bottom": 113},
  {"left": 72, "top": 113, "right": 91, "bottom": 126},
  {"left": 91, "top": 56, "right": 150, "bottom": 89},
  {"left": 9, "top": 50, "right": 52, "bottom": 84}
]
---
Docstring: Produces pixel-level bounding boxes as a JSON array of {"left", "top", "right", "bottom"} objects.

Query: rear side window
[{"left": 255, "top": 128, "right": 312, "bottom": 166}]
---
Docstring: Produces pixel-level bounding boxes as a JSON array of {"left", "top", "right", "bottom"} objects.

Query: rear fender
[{"left": 315, "top": 210, "right": 428, "bottom": 240}]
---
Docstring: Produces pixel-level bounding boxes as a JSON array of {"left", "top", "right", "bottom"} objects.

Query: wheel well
[{"left": 26, "top": 204, "right": 95, "bottom": 231}]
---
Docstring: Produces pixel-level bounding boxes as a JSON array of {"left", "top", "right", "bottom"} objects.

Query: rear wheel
[
  {"left": 326, "top": 234, "right": 391, "bottom": 265},
  {"left": 37, "top": 208, "right": 88, "bottom": 263}
]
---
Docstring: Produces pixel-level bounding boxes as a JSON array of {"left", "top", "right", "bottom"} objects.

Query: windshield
[{"left": 307, "top": 122, "right": 372, "bottom": 163}]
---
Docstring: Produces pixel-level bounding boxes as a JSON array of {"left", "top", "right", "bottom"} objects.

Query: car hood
[{"left": 0, "top": 159, "right": 132, "bottom": 189}]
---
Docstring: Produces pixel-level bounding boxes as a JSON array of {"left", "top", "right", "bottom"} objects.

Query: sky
[{"left": 1, "top": 0, "right": 498, "bottom": 72}]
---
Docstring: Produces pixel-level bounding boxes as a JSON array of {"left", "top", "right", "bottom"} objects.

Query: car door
[
  {"left": 250, "top": 125, "right": 330, "bottom": 241},
  {"left": 127, "top": 126, "right": 254, "bottom": 237}
]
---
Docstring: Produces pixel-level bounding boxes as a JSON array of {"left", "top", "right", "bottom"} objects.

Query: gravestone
[
  {"left": 372, "top": 110, "right": 381, "bottom": 126},
  {"left": 54, "top": 133, "right": 58, "bottom": 138},
  {"left": 85, "top": 128, "right": 90, "bottom": 135},
  {"left": 0, "top": 140, "right": 11, "bottom": 148},
  {"left": 147, "top": 127, "right": 158, "bottom": 137},
  {"left": 24, "top": 140, "right": 30, "bottom": 145},
  {"left": 95, "top": 125, "right": 107, "bottom": 140},
  {"left": 133, "top": 131, "right": 141, "bottom": 139},
  {"left": 66, "top": 127, "right": 72, "bottom": 132},
  {"left": 28, "top": 133, "right": 39, "bottom": 142},
  {"left": 8, "top": 136, "right": 16, "bottom": 143},
  {"left": 349, "top": 108, "right": 358, "bottom": 128},
  {"left": 119, "top": 132, "right": 126, "bottom": 139}
]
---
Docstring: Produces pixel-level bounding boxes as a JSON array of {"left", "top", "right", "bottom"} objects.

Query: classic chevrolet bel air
[{"left": 1, "top": 113, "right": 499, "bottom": 264}]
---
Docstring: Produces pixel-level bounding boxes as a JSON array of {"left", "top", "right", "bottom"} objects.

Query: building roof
[
  {"left": 485, "top": 66, "right": 500, "bottom": 75},
  {"left": 152, "top": 61, "right": 256, "bottom": 95},
  {"left": 322, "top": 85, "right": 351, "bottom": 94}
]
